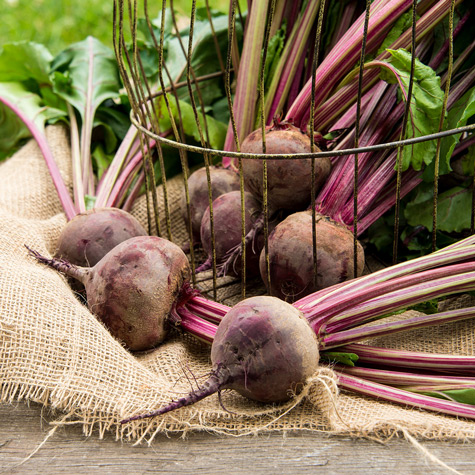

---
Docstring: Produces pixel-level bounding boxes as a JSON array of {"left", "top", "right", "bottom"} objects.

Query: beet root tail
[
  {"left": 219, "top": 212, "right": 265, "bottom": 277},
  {"left": 25, "top": 245, "right": 88, "bottom": 284},
  {"left": 195, "top": 257, "right": 212, "bottom": 273},
  {"left": 120, "top": 371, "right": 225, "bottom": 424}
]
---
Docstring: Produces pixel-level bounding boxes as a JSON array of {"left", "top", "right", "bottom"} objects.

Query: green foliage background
[{"left": 1, "top": 0, "right": 239, "bottom": 54}]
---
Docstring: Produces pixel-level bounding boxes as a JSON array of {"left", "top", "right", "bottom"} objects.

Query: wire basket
[{"left": 112, "top": 0, "right": 475, "bottom": 302}]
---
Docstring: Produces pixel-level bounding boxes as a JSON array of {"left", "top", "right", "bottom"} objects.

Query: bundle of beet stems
[{"left": 120, "top": 233, "right": 475, "bottom": 423}]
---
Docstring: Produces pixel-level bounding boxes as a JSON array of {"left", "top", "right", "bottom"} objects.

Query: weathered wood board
[{"left": 1, "top": 402, "right": 475, "bottom": 474}]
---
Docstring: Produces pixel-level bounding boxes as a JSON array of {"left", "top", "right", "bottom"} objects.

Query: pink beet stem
[
  {"left": 336, "top": 371, "right": 475, "bottom": 420},
  {"left": 323, "top": 305, "right": 475, "bottom": 349},
  {"left": 336, "top": 365, "right": 475, "bottom": 387},
  {"left": 341, "top": 343, "right": 475, "bottom": 373}
]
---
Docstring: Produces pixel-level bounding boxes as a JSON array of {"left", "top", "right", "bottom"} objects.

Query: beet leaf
[
  {"left": 405, "top": 183, "right": 473, "bottom": 233},
  {"left": 372, "top": 48, "right": 445, "bottom": 171}
]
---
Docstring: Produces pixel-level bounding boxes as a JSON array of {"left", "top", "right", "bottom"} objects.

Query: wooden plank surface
[{"left": 1, "top": 402, "right": 475, "bottom": 474}]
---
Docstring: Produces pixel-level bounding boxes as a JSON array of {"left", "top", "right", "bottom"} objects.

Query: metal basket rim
[{"left": 130, "top": 108, "right": 475, "bottom": 160}]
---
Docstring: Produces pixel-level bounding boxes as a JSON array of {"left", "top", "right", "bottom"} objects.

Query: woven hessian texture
[{"left": 1, "top": 125, "right": 475, "bottom": 442}]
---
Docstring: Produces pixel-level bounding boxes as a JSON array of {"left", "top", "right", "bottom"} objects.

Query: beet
[
  {"left": 56, "top": 207, "right": 147, "bottom": 267},
  {"left": 181, "top": 166, "right": 240, "bottom": 243},
  {"left": 28, "top": 236, "right": 191, "bottom": 351},
  {"left": 197, "top": 190, "right": 264, "bottom": 276},
  {"left": 260, "top": 210, "right": 365, "bottom": 301},
  {"left": 241, "top": 121, "right": 331, "bottom": 213},
  {"left": 121, "top": 296, "right": 320, "bottom": 422},
  {"left": 211, "top": 296, "right": 319, "bottom": 402}
]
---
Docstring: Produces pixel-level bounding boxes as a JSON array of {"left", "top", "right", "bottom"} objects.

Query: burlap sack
[{"left": 2, "top": 125, "right": 475, "bottom": 442}]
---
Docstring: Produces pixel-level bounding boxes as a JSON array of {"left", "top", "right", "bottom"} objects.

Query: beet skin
[
  {"left": 199, "top": 190, "right": 263, "bottom": 276},
  {"left": 241, "top": 122, "right": 331, "bottom": 213},
  {"left": 211, "top": 296, "right": 320, "bottom": 402},
  {"left": 56, "top": 207, "right": 147, "bottom": 267},
  {"left": 120, "top": 296, "right": 320, "bottom": 422},
  {"left": 261, "top": 211, "right": 365, "bottom": 301},
  {"left": 181, "top": 166, "right": 240, "bottom": 242}
]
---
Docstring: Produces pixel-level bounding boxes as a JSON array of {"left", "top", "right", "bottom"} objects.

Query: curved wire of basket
[{"left": 130, "top": 106, "right": 475, "bottom": 161}]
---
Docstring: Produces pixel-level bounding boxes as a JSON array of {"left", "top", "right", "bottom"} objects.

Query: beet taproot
[{"left": 197, "top": 190, "right": 264, "bottom": 276}]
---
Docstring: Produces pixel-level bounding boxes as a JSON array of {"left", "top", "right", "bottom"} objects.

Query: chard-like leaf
[
  {"left": 138, "top": 9, "right": 241, "bottom": 102},
  {"left": 133, "top": 10, "right": 177, "bottom": 84},
  {"left": 0, "top": 82, "right": 65, "bottom": 158},
  {"left": 460, "top": 144, "right": 475, "bottom": 176},
  {"left": 441, "top": 86, "right": 475, "bottom": 174},
  {"left": 84, "top": 195, "right": 97, "bottom": 210},
  {"left": 51, "top": 37, "right": 122, "bottom": 197},
  {"left": 90, "top": 106, "right": 133, "bottom": 184},
  {"left": 263, "top": 23, "right": 286, "bottom": 94},
  {"left": 137, "top": 8, "right": 175, "bottom": 46},
  {"left": 51, "top": 37, "right": 121, "bottom": 117},
  {"left": 418, "top": 388, "right": 475, "bottom": 405},
  {"left": 39, "top": 84, "right": 68, "bottom": 113},
  {"left": 92, "top": 143, "right": 117, "bottom": 181},
  {"left": 155, "top": 95, "right": 227, "bottom": 150},
  {"left": 94, "top": 107, "right": 132, "bottom": 151},
  {"left": 378, "top": 49, "right": 445, "bottom": 171},
  {"left": 405, "top": 183, "right": 473, "bottom": 233},
  {"left": 374, "top": 11, "right": 413, "bottom": 58},
  {"left": 180, "top": 15, "right": 238, "bottom": 107},
  {"left": 312, "top": 0, "right": 463, "bottom": 133},
  {"left": 0, "top": 42, "right": 53, "bottom": 84}
]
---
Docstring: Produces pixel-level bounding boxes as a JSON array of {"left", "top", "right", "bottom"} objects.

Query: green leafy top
[
  {"left": 155, "top": 94, "right": 227, "bottom": 150},
  {"left": 0, "top": 42, "right": 67, "bottom": 158},
  {"left": 0, "top": 42, "right": 53, "bottom": 84},
  {"left": 431, "top": 86, "right": 475, "bottom": 177},
  {"left": 404, "top": 181, "right": 474, "bottom": 234},
  {"left": 379, "top": 48, "right": 446, "bottom": 171},
  {"left": 51, "top": 37, "right": 121, "bottom": 121},
  {"left": 0, "top": 83, "right": 62, "bottom": 159},
  {"left": 0, "top": 39, "right": 128, "bottom": 163}
]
